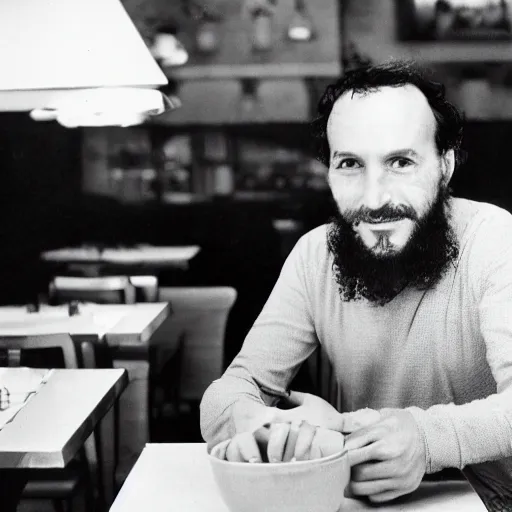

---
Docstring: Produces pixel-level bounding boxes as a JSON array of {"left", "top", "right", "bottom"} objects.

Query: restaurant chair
[
  {"left": 151, "top": 287, "right": 237, "bottom": 419},
  {"left": 49, "top": 274, "right": 131, "bottom": 488},
  {"left": 0, "top": 333, "right": 102, "bottom": 512},
  {"left": 129, "top": 275, "right": 158, "bottom": 302},
  {"left": 49, "top": 276, "right": 136, "bottom": 305}
]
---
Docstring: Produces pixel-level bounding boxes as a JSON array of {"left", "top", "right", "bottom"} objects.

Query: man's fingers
[
  {"left": 213, "top": 440, "right": 229, "bottom": 461},
  {"left": 253, "top": 425, "right": 271, "bottom": 462},
  {"left": 315, "top": 428, "right": 345, "bottom": 457},
  {"left": 346, "top": 443, "right": 380, "bottom": 467},
  {"left": 226, "top": 432, "right": 262, "bottom": 462},
  {"left": 368, "top": 490, "right": 403, "bottom": 503},
  {"left": 226, "top": 437, "right": 244, "bottom": 462},
  {"left": 267, "top": 422, "right": 291, "bottom": 462},
  {"left": 350, "top": 478, "right": 396, "bottom": 497},
  {"left": 282, "top": 422, "right": 301, "bottom": 462},
  {"left": 351, "top": 460, "right": 401, "bottom": 482},
  {"left": 338, "top": 408, "right": 381, "bottom": 433},
  {"left": 343, "top": 423, "right": 384, "bottom": 453},
  {"left": 293, "top": 421, "right": 318, "bottom": 460}
]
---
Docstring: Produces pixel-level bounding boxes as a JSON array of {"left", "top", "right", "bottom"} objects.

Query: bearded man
[{"left": 199, "top": 61, "right": 512, "bottom": 508}]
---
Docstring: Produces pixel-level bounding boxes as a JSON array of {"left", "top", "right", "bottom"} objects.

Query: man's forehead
[{"left": 327, "top": 85, "right": 437, "bottom": 146}]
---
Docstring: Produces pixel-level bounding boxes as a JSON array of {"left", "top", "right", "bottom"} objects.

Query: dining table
[
  {"left": 0, "top": 302, "right": 170, "bottom": 348},
  {"left": 41, "top": 245, "right": 201, "bottom": 272},
  {"left": 109, "top": 443, "right": 488, "bottom": 512},
  {"left": 0, "top": 368, "right": 127, "bottom": 512},
  {"left": 0, "top": 302, "right": 172, "bottom": 499}
]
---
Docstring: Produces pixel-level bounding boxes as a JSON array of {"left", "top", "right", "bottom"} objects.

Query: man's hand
[
  {"left": 225, "top": 392, "right": 381, "bottom": 463},
  {"left": 225, "top": 421, "right": 344, "bottom": 463},
  {"left": 274, "top": 391, "right": 381, "bottom": 433},
  {"left": 345, "top": 408, "right": 427, "bottom": 503}
]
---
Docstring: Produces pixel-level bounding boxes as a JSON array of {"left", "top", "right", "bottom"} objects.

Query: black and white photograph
[
  {"left": 399, "top": 0, "right": 512, "bottom": 40},
  {"left": 0, "top": 0, "right": 511, "bottom": 511}
]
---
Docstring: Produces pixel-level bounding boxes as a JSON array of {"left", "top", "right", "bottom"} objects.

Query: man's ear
[{"left": 441, "top": 149, "right": 456, "bottom": 183}]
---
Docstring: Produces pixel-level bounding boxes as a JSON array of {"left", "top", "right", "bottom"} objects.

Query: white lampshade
[{"left": 0, "top": 0, "right": 170, "bottom": 119}]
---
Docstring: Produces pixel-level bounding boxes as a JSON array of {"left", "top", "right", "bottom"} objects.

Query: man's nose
[{"left": 361, "top": 168, "right": 390, "bottom": 210}]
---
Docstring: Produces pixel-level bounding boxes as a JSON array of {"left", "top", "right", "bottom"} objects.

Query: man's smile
[{"left": 357, "top": 219, "right": 408, "bottom": 231}]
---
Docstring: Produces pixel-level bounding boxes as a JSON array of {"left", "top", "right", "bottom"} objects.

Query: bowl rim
[{"left": 208, "top": 439, "right": 348, "bottom": 468}]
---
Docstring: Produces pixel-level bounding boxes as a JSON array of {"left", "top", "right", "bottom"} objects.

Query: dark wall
[
  {"left": 451, "top": 122, "right": 512, "bottom": 210},
  {"left": 0, "top": 113, "right": 82, "bottom": 304}
]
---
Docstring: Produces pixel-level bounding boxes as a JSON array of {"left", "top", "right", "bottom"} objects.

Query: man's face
[{"left": 326, "top": 85, "right": 454, "bottom": 257}]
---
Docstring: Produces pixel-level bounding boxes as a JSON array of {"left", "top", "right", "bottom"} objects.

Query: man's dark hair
[{"left": 311, "top": 60, "right": 465, "bottom": 169}]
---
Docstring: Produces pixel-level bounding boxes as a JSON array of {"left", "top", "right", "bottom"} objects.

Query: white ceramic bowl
[{"left": 208, "top": 437, "right": 350, "bottom": 512}]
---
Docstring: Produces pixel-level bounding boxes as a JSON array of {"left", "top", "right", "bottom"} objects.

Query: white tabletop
[
  {"left": 0, "top": 368, "right": 127, "bottom": 468},
  {"left": 110, "top": 444, "right": 487, "bottom": 512},
  {"left": 41, "top": 245, "right": 201, "bottom": 267},
  {"left": 0, "top": 302, "right": 170, "bottom": 347}
]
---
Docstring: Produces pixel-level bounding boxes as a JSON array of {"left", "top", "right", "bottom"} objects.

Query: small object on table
[
  {"left": 26, "top": 303, "right": 39, "bottom": 313},
  {"left": 68, "top": 301, "right": 80, "bottom": 316},
  {"left": 0, "top": 387, "right": 10, "bottom": 411}
]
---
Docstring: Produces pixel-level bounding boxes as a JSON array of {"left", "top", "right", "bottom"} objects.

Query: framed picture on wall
[{"left": 397, "top": 0, "right": 512, "bottom": 40}]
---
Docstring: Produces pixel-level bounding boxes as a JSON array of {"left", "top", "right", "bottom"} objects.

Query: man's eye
[
  {"left": 338, "top": 158, "right": 361, "bottom": 169},
  {"left": 389, "top": 157, "right": 413, "bottom": 170}
]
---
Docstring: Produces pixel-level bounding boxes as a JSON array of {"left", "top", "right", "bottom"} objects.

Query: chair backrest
[
  {"left": 49, "top": 276, "right": 136, "bottom": 304},
  {"left": 129, "top": 275, "right": 159, "bottom": 302},
  {"left": 155, "top": 287, "right": 237, "bottom": 401},
  {"left": 306, "top": 345, "right": 341, "bottom": 410},
  {"left": 0, "top": 333, "right": 78, "bottom": 368}
]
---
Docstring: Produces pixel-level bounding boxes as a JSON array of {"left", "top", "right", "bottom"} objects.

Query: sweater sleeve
[
  {"left": 199, "top": 235, "right": 319, "bottom": 449},
  {"left": 407, "top": 208, "right": 512, "bottom": 476}
]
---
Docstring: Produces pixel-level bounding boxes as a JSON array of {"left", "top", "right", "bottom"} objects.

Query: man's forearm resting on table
[
  {"left": 203, "top": 377, "right": 512, "bottom": 475},
  {"left": 407, "top": 391, "right": 512, "bottom": 474}
]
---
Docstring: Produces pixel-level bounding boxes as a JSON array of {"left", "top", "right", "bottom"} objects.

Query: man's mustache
[{"left": 343, "top": 204, "right": 418, "bottom": 225}]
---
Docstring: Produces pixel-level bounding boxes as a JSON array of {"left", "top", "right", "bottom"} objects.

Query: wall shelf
[
  {"left": 165, "top": 0, "right": 341, "bottom": 80},
  {"left": 167, "top": 62, "right": 340, "bottom": 80}
]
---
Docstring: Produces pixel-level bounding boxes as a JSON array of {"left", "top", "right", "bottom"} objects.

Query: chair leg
[
  {"left": 83, "top": 474, "right": 97, "bottom": 512},
  {"left": 112, "top": 399, "right": 121, "bottom": 496},
  {"left": 52, "top": 499, "right": 67, "bottom": 512}
]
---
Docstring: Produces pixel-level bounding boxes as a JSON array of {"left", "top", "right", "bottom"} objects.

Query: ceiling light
[
  {"left": 29, "top": 87, "right": 179, "bottom": 128},
  {"left": 287, "top": 0, "right": 314, "bottom": 42},
  {"left": 151, "top": 30, "right": 189, "bottom": 67},
  {"left": 0, "top": 0, "right": 174, "bottom": 125}
]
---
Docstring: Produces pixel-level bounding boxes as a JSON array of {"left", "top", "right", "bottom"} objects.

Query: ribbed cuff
[{"left": 406, "top": 406, "right": 463, "bottom": 474}]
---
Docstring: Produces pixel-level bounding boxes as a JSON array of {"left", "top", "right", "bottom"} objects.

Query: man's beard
[{"left": 327, "top": 185, "right": 459, "bottom": 306}]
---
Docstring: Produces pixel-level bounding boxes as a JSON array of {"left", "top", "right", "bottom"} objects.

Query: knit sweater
[{"left": 200, "top": 197, "right": 512, "bottom": 496}]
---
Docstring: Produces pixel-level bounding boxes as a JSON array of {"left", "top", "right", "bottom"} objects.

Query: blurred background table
[
  {"left": 0, "top": 303, "right": 171, "bottom": 488},
  {"left": 0, "top": 368, "right": 127, "bottom": 512},
  {"left": 0, "top": 303, "right": 170, "bottom": 348},
  {"left": 110, "top": 444, "right": 487, "bottom": 512},
  {"left": 41, "top": 245, "right": 201, "bottom": 275}
]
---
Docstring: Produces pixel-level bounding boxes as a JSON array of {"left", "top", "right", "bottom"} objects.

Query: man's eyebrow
[
  {"left": 386, "top": 149, "right": 420, "bottom": 159},
  {"left": 331, "top": 149, "right": 421, "bottom": 161},
  {"left": 331, "top": 151, "right": 358, "bottom": 160}
]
